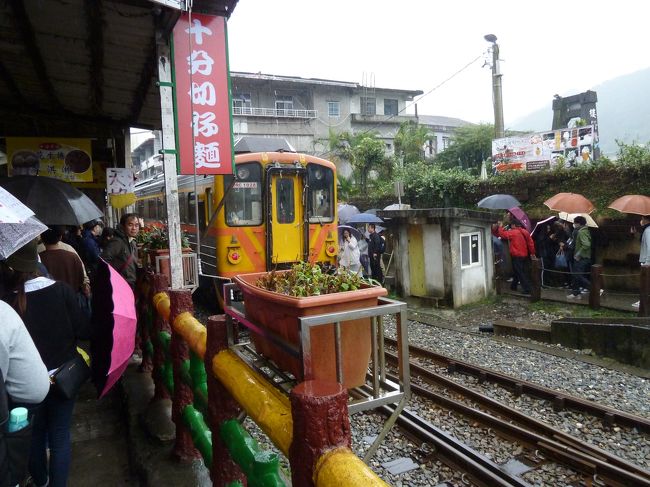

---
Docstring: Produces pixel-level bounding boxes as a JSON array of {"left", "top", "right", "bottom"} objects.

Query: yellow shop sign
[{"left": 7, "top": 137, "right": 93, "bottom": 182}]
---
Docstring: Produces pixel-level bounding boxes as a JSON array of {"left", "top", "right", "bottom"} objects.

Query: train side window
[
  {"left": 276, "top": 178, "right": 294, "bottom": 224},
  {"left": 307, "top": 164, "right": 334, "bottom": 223},
  {"left": 224, "top": 162, "right": 263, "bottom": 226}
]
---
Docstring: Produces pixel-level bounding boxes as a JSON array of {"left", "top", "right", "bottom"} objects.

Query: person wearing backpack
[{"left": 0, "top": 285, "right": 50, "bottom": 487}]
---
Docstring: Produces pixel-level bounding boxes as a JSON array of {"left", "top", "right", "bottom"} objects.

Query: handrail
[
  {"left": 142, "top": 271, "right": 387, "bottom": 486},
  {"left": 232, "top": 106, "right": 318, "bottom": 119}
]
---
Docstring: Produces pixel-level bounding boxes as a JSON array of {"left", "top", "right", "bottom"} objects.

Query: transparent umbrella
[{"left": 0, "top": 187, "right": 47, "bottom": 259}]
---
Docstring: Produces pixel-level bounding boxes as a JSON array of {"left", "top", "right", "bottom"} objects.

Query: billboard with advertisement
[
  {"left": 6, "top": 137, "right": 93, "bottom": 182},
  {"left": 491, "top": 125, "right": 596, "bottom": 173},
  {"left": 173, "top": 13, "right": 234, "bottom": 176}
]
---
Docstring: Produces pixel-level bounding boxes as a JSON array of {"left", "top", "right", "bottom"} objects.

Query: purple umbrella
[{"left": 508, "top": 207, "right": 532, "bottom": 232}]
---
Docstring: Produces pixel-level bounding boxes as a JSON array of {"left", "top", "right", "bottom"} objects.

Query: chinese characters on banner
[
  {"left": 491, "top": 125, "right": 596, "bottom": 174},
  {"left": 173, "top": 14, "right": 233, "bottom": 175},
  {"left": 6, "top": 137, "right": 93, "bottom": 182}
]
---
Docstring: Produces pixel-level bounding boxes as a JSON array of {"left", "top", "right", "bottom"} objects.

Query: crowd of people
[
  {"left": 0, "top": 213, "right": 141, "bottom": 487},
  {"left": 494, "top": 212, "right": 650, "bottom": 303}
]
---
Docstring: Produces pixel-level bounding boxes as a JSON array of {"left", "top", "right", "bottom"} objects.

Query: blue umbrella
[{"left": 346, "top": 213, "right": 384, "bottom": 224}]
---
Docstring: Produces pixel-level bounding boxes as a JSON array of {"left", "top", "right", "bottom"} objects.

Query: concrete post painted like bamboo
[
  {"left": 205, "top": 315, "right": 245, "bottom": 485},
  {"left": 168, "top": 289, "right": 200, "bottom": 462},
  {"left": 289, "top": 380, "right": 350, "bottom": 486}
]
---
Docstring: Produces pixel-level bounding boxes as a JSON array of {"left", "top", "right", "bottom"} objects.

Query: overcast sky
[{"left": 226, "top": 0, "right": 650, "bottom": 128}]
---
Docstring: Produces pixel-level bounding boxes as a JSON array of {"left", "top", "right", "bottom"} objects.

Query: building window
[
  {"left": 275, "top": 95, "right": 294, "bottom": 113},
  {"left": 360, "top": 97, "right": 376, "bottom": 116},
  {"left": 327, "top": 101, "right": 340, "bottom": 118},
  {"left": 442, "top": 136, "right": 451, "bottom": 150},
  {"left": 460, "top": 232, "right": 482, "bottom": 268},
  {"left": 233, "top": 93, "right": 251, "bottom": 111},
  {"left": 384, "top": 98, "right": 398, "bottom": 116}
]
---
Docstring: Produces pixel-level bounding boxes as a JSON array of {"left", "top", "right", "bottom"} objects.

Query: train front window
[
  {"left": 276, "top": 179, "right": 295, "bottom": 224},
  {"left": 224, "top": 163, "right": 263, "bottom": 226},
  {"left": 307, "top": 164, "right": 334, "bottom": 223}
]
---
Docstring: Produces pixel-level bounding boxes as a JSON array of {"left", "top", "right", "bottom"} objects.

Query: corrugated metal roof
[{"left": 0, "top": 0, "right": 238, "bottom": 137}]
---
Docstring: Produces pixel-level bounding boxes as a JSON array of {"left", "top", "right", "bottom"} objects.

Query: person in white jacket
[
  {"left": 339, "top": 229, "right": 361, "bottom": 274},
  {"left": 0, "top": 300, "right": 49, "bottom": 404}
]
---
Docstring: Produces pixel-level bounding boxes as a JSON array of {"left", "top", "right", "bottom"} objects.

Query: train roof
[{"left": 233, "top": 136, "right": 295, "bottom": 154}]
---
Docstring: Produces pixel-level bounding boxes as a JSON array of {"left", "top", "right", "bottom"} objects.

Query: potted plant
[
  {"left": 140, "top": 224, "right": 191, "bottom": 277},
  {"left": 233, "top": 262, "right": 387, "bottom": 388}
]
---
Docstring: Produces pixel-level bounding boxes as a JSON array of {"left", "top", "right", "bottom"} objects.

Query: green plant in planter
[
  {"left": 139, "top": 224, "right": 190, "bottom": 250},
  {"left": 256, "top": 262, "right": 373, "bottom": 297}
]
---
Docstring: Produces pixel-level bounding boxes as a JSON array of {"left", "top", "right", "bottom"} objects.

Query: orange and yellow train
[{"left": 135, "top": 151, "right": 339, "bottom": 289}]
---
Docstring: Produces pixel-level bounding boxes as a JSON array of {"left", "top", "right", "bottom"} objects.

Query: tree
[
  {"left": 328, "top": 130, "right": 393, "bottom": 194},
  {"left": 394, "top": 121, "right": 433, "bottom": 166},
  {"left": 434, "top": 123, "right": 494, "bottom": 173}
]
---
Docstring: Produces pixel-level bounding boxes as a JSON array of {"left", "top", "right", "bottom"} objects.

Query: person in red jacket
[{"left": 495, "top": 219, "right": 536, "bottom": 295}]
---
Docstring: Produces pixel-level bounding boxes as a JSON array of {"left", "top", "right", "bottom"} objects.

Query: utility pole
[{"left": 484, "top": 34, "right": 504, "bottom": 139}]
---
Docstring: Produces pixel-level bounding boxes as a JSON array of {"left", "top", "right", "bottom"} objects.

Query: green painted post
[
  {"left": 219, "top": 419, "right": 286, "bottom": 487},
  {"left": 182, "top": 405, "right": 213, "bottom": 466}
]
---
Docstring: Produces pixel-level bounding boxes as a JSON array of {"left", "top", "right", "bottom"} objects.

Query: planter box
[
  {"left": 147, "top": 248, "right": 192, "bottom": 283},
  {"left": 233, "top": 271, "right": 388, "bottom": 388}
]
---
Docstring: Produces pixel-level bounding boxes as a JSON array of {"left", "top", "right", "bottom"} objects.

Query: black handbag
[{"left": 49, "top": 353, "right": 90, "bottom": 400}]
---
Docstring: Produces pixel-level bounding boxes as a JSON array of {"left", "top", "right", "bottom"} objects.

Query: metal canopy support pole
[{"left": 157, "top": 38, "right": 184, "bottom": 289}]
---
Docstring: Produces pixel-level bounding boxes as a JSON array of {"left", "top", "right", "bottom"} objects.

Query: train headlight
[{"left": 227, "top": 247, "right": 242, "bottom": 264}]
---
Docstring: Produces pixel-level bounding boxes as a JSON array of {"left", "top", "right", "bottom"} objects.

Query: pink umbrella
[
  {"left": 91, "top": 259, "right": 137, "bottom": 398},
  {"left": 508, "top": 207, "right": 532, "bottom": 232}
]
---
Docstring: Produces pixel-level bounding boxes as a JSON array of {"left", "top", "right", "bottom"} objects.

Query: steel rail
[
  {"left": 384, "top": 370, "right": 650, "bottom": 487},
  {"left": 373, "top": 402, "right": 532, "bottom": 487},
  {"left": 384, "top": 352, "right": 650, "bottom": 483},
  {"left": 384, "top": 337, "right": 650, "bottom": 434}
]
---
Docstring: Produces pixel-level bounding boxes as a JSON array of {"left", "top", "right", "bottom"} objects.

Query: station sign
[{"left": 173, "top": 13, "right": 234, "bottom": 176}]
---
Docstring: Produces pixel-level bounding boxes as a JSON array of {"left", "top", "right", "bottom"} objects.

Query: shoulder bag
[{"left": 49, "top": 352, "right": 90, "bottom": 400}]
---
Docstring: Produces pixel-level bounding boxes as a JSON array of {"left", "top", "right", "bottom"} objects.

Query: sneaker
[
  {"left": 506, "top": 278, "right": 513, "bottom": 282},
  {"left": 599, "top": 289, "right": 604, "bottom": 296},
  {"left": 632, "top": 301, "right": 640, "bottom": 309},
  {"left": 580, "top": 288, "right": 589, "bottom": 294},
  {"left": 567, "top": 294, "right": 581, "bottom": 300}
]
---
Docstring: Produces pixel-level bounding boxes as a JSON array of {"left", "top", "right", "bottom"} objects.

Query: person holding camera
[{"left": 339, "top": 228, "right": 361, "bottom": 274}]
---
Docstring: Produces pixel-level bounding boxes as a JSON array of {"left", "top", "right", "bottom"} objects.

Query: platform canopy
[{"left": 0, "top": 0, "right": 238, "bottom": 138}]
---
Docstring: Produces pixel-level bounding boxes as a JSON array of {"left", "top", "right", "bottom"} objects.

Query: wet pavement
[{"left": 68, "top": 359, "right": 209, "bottom": 486}]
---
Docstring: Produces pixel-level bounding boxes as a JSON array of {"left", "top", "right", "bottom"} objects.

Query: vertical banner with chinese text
[{"left": 173, "top": 14, "right": 234, "bottom": 175}]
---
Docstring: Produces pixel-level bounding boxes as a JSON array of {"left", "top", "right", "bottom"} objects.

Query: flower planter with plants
[
  {"left": 233, "top": 262, "right": 387, "bottom": 388},
  {"left": 137, "top": 224, "right": 191, "bottom": 279}
]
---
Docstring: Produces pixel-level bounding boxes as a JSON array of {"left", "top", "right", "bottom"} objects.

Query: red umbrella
[
  {"left": 91, "top": 259, "right": 137, "bottom": 398},
  {"left": 608, "top": 195, "right": 650, "bottom": 216},
  {"left": 543, "top": 192, "right": 595, "bottom": 214}
]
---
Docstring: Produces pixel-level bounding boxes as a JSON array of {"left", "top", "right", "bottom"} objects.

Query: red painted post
[
  {"left": 169, "top": 289, "right": 201, "bottom": 462},
  {"left": 289, "top": 380, "right": 351, "bottom": 486},
  {"left": 530, "top": 258, "right": 541, "bottom": 302},
  {"left": 205, "top": 315, "right": 245, "bottom": 485},
  {"left": 639, "top": 265, "right": 650, "bottom": 317},
  {"left": 589, "top": 264, "right": 602, "bottom": 309},
  {"left": 151, "top": 273, "right": 170, "bottom": 401}
]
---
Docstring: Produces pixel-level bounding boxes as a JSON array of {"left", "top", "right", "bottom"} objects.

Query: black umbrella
[
  {"left": 477, "top": 194, "right": 521, "bottom": 210},
  {"left": 0, "top": 176, "right": 103, "bottom": 225}
]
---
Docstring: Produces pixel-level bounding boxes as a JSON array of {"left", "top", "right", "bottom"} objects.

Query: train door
[{"left": 267, "top": 168, "right": 305, "bottom": 267}]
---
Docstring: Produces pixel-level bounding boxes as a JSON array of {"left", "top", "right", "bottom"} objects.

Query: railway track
[
  {"left": 385, "top": 337, "right": 650, "bottom": 433},
  {"left": 377, "top": 337, "right": 650, "bottom": 486}
]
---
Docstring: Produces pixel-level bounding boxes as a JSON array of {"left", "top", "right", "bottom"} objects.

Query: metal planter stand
[{"left": 222, "top": 282, "right": 411, "bottom": 462}]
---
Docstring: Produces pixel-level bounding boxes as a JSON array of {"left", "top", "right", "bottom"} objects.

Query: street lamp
[{"left": 484, "top": 34, "right": 504, "bottom": 139}]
